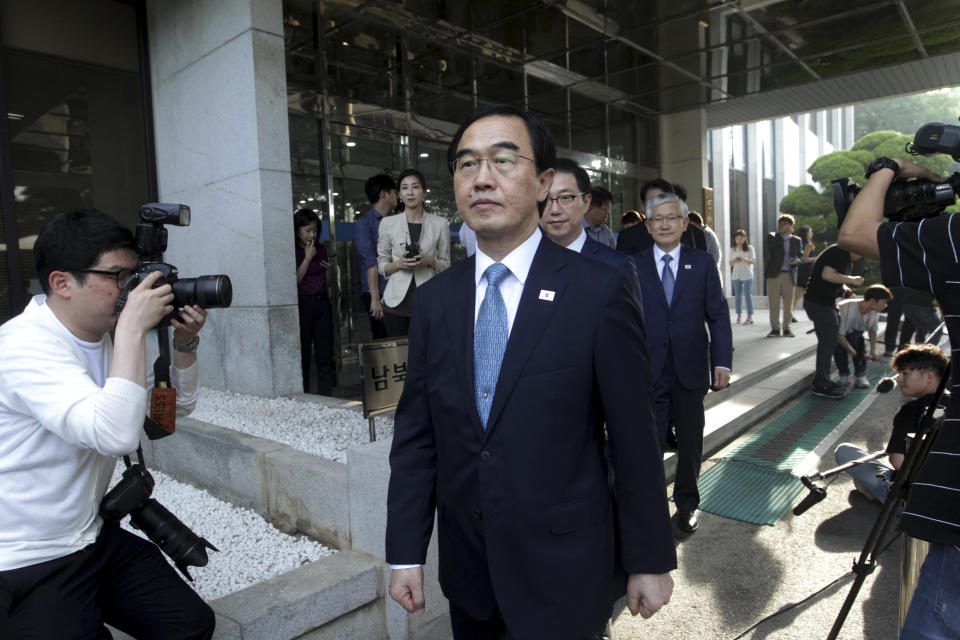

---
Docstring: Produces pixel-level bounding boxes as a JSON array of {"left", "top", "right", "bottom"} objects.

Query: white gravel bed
[
  {"left": 188, "top": 388, "right": 393, "bottom": 464},
  {"left": 111, "top": 464, "right": 335, "bottom": 601}
]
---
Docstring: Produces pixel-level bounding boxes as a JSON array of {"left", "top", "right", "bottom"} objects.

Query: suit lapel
[
  {"left": 483, "top": 241, "right": 568, "bottom": 439},
  {"left": 640, "top": 250, "right": 670, "bottom": 310},
  {"left": 672, "top": 247, "right": 693, "bottom": 304},
  {"left": 451, "top": 257, "right": 485, "bottom": 435}
]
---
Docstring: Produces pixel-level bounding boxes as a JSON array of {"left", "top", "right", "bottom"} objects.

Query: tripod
[{"left": 807, "top": 366, "right": 950, "bottom": 639}]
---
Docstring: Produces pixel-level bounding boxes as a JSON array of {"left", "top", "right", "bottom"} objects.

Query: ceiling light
[
  {"left": 345, "top": 141, "right": 357, "bottom": 148},
  {"left": 7, "top": 113, "right": 24, "bottom": 120},
  {"left": 419, "top": 152, "right": 429, "bottom": 158}
]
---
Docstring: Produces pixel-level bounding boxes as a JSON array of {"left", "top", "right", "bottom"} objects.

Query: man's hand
[
  {"left": 895, "top": 158, "right": 945, "bottom": 182},
  {"left": 117, "top": 270, "right": 174, "bottom": 336},
  {"left": 370, "top": 296, "right": 384, "bottom": 320},
  {"left": 626, "top": 573, "right": 673, "bottom": 619},
  {"left": 171, "top": 305, "right": 207, "bottom": 344},
  {"left": 713, "top": 367, "right": 731, "bottom": 390},
  {"left": 389, "top": 567, "right": 425, "bottom": 613}
]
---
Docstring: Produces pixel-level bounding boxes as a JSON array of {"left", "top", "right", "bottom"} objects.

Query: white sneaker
[
  {"left": 855, "top": 376, "right": 870, "bottom": 388},
  {"left": 837, "top": 375, "right": 851, "bottom": 386}
]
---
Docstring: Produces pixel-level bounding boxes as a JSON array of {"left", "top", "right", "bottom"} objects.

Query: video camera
[
  {"left": 833, "top": 121, "right": 960, "bottom": 226},
  {"left": 118, "top": 203, "right": 233, "bottom": 321}
]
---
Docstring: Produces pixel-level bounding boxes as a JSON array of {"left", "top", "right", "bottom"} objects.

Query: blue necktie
[
  {"left": 474, "top": 263, "right": 510, "bottom": 429},
  {"left": 661, "top": 254, "right": 675, "bottom": 305}
]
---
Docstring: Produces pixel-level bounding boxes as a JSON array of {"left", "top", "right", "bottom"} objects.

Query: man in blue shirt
[
  {"left": 583, "top": 186, "right": 617, "bottom": 249},
  {"left": 356, "top": 174, "right": 397, "bottom": 339}
]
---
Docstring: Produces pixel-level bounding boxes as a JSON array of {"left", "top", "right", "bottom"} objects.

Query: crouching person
[
  {"left": 0, "top": 210, "right": 215, "bottom": 638},
  {"left": 834, "top": 343, "right": 949, "bottom": 503}
]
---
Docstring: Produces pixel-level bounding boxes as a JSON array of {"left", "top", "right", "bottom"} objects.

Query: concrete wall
[
  {"left": 659, "top": 108, "right": 708, "bottom": 216},
  {"left": 147, "top": 0, "right": 301, "bottom": 397},
  {"left": 142, "top": 415, "right": 451, "bottom": 639}
]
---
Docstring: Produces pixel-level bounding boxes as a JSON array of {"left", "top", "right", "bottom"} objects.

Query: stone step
[{"left": 664, "top": 353, "right": 816, "bottom": 479}]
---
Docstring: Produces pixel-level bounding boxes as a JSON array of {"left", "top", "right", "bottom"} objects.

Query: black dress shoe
[{"left": 676, "top": 509, "right": 699, "bottom": 533}]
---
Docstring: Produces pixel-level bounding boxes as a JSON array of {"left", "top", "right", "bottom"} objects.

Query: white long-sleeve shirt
[{"left": 0, "top": 296, "right": 198, "bottom": 570}]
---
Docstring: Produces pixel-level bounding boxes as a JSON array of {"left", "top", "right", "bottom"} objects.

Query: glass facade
[
  {"left": 283, "top": 0, "right": 655, "bottom": 388},
  {"left": 0, "top": 0, "right": 149, "bottom": 323}
]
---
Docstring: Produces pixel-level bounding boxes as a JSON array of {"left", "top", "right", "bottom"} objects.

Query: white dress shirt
[
  {"left": 652, "top": 243, "right": 681, "bottom": 281},
  {"left": 567, "top": 229, "right": 587, "bottom": 253},
  {"left": 473, "top": 227, "right": 542, "bottom": 333},
  {"left": 392, "top": 228, "right": 543, "bottom": 571}
]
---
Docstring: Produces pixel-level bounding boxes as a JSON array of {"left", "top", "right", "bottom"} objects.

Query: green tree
[
  {"left": 854, "top": 89, "right": 960, "bottom": 139},
  {"left": 779, "top": 184, "right": 834, "bottom": 217}
]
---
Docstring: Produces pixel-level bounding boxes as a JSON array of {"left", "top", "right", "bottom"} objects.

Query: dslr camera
[
  {"left": 834, "top": 121, "right": 960, "bottom": 225},
  {"left": 101, "top": 461, "right": 217, "bottom": 581},
  {"left": 119, "top": 203, "right": 233, "bottom": 320}
]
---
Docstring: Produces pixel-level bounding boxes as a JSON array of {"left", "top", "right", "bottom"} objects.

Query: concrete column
[
  {"left": 746, "top": 122, "right": 764, "bottom": 297},
  {"left": 709, "top": 129, "right": 729, "bottom": 295},
  {"left": 147, "top": 0, "right": 300, "bottom": 397},
  {"left": 659, "top": 108, "right": 708, "bottom": 214},
  {"left": 843, "top": 106, "right": 856, "bottom": 149}
]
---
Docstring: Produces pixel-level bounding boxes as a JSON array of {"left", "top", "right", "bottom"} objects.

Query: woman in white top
[
  {"left": 377, "top": 169, "right": 450, "bottom": 337},
  {"left": 729, "top": 228, "right": 755, "bottom": 325}
]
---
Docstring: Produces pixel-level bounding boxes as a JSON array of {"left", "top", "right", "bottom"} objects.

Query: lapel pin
[
  {"left": 539, "top": 289, "right": 555, "bottom": 301},
  {"left": 684, "top": 264, "right": 692, "bottom": 270}
]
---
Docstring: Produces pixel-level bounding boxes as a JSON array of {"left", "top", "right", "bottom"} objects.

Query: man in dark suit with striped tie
[{"left": 385, "top": 104, "right": 675, "bottom": 639}]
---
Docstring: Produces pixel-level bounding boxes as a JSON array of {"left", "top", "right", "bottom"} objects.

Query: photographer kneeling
[
  {"left": 839, "top": 156, "right": 959, "bottom": 639},
  {"left": 834, "top": 344, "right": 949, "bottom": 504},
  {"left": 0, "top": 210, "right": 215, "bottom": 638}
]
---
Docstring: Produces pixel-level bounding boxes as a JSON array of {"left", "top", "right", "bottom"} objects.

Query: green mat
[{"left": 697, "top": 364, "right": 886, "bottom": 526}]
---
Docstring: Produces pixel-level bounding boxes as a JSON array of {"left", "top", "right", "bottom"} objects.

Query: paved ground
[{"left": 612, "top": 381, "right": 905, "bottom": 640}]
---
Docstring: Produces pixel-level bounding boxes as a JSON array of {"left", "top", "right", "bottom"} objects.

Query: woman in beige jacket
[{"left": 377, "top": 169, "right": 451, "bottom": 336}]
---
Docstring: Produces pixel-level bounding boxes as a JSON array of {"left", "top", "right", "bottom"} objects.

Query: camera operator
[
  {"left": 0, "top": 210, "right": 214, "bottom": 638},
  {"left": 838, "top": 156, "right": 960, "bottom": 639},
  {"left": 834, "top": 344, "right": 949, "bottom": 504}
]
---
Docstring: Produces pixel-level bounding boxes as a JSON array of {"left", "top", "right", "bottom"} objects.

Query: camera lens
[
  {"left": 171, "top": 275, "right": 232, "bottom": 309},
  {"left": 130, "top": 498, "right": 218, "bottom": 580}
]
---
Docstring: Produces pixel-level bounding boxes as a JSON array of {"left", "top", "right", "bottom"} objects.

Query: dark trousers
[
  {"left": 653, "top": 355, "right": 707, "bottom": 513},
  {"left": 884, "top": 291, "right": 908, "bottom": 352},
  {"left": 298, "top": 294, "right": 334, "bottom": 395},
  {"left": 449, "top": 600, "right": 606, "bottom": 640},
  {"left": 904, "top": 304, "right": 940, "bottom": 342},
  {"left": 360, "top": 291, "right": 388, "bottom": 340},
  {"left": 804, "top": 298, "right": 840, "bottom": 388},
  {"left": 384, "top": 311, "right": 411, "bottom": 338},
  {"left": 835, "top": 331, "right": 867, "bottom": 377},
  {"left": 0, "top": 524, "right": 214, "bottom": 639}
]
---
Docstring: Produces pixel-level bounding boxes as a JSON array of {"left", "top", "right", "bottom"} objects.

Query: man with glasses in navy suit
[
  {"left": 634, "top": 192, "right": 733, "bottom": 536},
  {"left": 385, "top": 104, "right": 675, "bottom": 640}
]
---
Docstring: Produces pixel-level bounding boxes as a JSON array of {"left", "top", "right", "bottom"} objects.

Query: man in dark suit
[
  {"left": 616, "top": 178, "right": 706, "bottom": 256},
  {"left": 635, "top": 192, "right": 733, "bottom": 535},
  {"left": 763, "top": 214, "right": 803, "bottom": 337},
  {"left": 386, "top": 104, "right": 676, "bottom": 639},
  {"left": 541, "top": 158, "right": 635, "bottom": 273}
]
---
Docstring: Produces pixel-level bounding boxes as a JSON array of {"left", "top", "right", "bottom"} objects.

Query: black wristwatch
[{"left": 865, "top": 157, "right": 900, "bottom": 180}]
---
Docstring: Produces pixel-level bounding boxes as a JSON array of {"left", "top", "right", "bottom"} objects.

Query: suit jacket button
[
  {"left": 474, "top": 508, "right": 482, "bottom": 520},
  {"left": 480, "top": 451, "right": 491, "bottom": 462}
]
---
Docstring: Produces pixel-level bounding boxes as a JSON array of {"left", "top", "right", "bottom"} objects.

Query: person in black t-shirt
[
  {"left": 834, "top": 344, "right": 949, "bottom": 503},
  {"left": 803, "top": 245, "right": 864, "bottom": 398},
  {"left": 839, "top": 155, "right": 960, "bottom": 639}
]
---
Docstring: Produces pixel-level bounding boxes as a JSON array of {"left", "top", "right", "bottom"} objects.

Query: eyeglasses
[
  {"left": 76, "top": 268, "right": 136, "bottom": 290},
  {"left": 450, "top": 153, "right": 534, "bottom": 177},
  {"left": 649, "top": 214, "right": 685, "bottom": 225},
  {"left": 543, "top": 193, "right": 586, "bottom": 208}
]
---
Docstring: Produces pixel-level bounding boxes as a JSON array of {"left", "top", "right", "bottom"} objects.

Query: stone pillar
[
  {"left": 146, "top": 0, "right": 300, "bottom": 397},
  {"left": 659, "top": 108, "right": 708, "bottom": 214}
]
